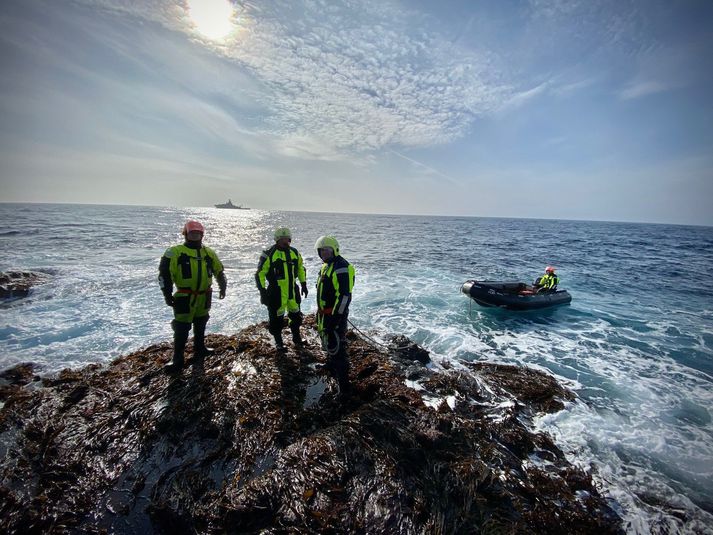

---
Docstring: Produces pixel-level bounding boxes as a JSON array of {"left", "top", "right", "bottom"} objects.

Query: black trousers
[
  {"left": 324, "top": 312, "right": 349, "bottom": 392},
  {"left": 267, "top": 307, "right": 303, "bottom": 338}
]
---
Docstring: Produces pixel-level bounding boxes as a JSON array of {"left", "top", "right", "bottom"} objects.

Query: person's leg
[
  {"left": 192, "top": 314, "right": 213, "bottom": 358},
  {"left": 166, "top": 319, "right": 191, "bottom": 372},
  {"left": 287, "top": 308, "right": 304, "bottom": 345},
  {"left": 268, "top": 306, "right": 285, "bottom": 349},
  {"left": 326, "top": 315, "right": 350, "bottom": 396},
  {"left": 335, "top": 313, "right": 350, "bottom": 394}
]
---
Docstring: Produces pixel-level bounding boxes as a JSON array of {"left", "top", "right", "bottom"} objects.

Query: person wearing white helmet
[
  {"left": 533, "top": 265, "right": 560, "bottom": 293},
  {"left": 315, "top": 235, "right": 355, "bottom": 396},
  {"left": 255, "top": 227, "right": 308, "bottom": 350},
  {"left": 158, "top": 220, "right": 227, "bottom": 373}
]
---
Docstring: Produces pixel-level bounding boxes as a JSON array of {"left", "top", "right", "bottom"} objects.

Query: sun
[{"left": 187, "top": 0, "right": 235, "bottom": 40}]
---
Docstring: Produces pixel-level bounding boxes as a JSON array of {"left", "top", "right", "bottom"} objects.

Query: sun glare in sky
[{"left": 187, "top": 0, "right": 234, "bottom": 40}]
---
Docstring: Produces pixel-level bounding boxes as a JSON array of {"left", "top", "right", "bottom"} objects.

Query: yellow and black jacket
[
  {"left": 316, "top": 256, "right": 355, "bottom": 330},
  {"left": 159, "top": 242, "right": 226, "bottom": 322},
  {"left": 536, "top": 273, "right": 559, "bottom": 291},
  {"left": 255, "top": 245, "right": 306, "bottom": 314}
]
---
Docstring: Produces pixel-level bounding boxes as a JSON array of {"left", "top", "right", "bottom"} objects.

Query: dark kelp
[{"left": 0, "top": 315, "right": 623, "bottom": 534}]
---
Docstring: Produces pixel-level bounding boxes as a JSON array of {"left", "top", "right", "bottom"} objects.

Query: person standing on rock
[
  {"left": 315, "top": 236, "right": 355, "bottom": 396},
  {"left": 255, "top": 227, "right": 308, "bottom": 350},
  {"left": 158, "top": 220, "right": 227, "bottom": 373}
]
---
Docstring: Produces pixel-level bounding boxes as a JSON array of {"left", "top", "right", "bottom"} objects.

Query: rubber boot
[
  {"left": 274, "top": 332, "right": 286, "bottom": 351},
  {"left": 334, "top": 356, "right": 350, "bottom": 399},
  {"left": 288, "top": 312, "right": 306, "bottom": 347},
  {"left": 268, "top": 312, "right": 286, "bottom": 351},
  {"left": 193, "top": 315, "right": 214, "bottom": 359},
  {"left": 290, "top": 325, "right": 305, "bottom": 347},
  {"left": 165, "top": 320, "right": 190, "bottom": 373}
]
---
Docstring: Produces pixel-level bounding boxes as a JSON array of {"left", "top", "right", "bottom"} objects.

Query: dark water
[{"left": 1, "top": 203, "right": 712, "bottom": 533}]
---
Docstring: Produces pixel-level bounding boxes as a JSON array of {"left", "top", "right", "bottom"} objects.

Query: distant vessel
[{"left": 214, "top": 199, "right": 249, "bottom": 210}]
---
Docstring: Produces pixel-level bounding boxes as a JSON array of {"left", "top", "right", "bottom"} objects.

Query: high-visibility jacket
[
  {"left": 255, "top": 245, "right": 306, "bottom": 314},
  {"left": 159, "top": 242, "right": 225, "bottom": 322},
  {"left": 538, "top": 273, "right": 559, "bottom": 290},
  {"left": 316, "top": 256, "right": 355, "bottom": 323}
]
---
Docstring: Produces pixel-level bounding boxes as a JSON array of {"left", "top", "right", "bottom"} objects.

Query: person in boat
[
  {"left": 533, "top": 266, "right": 559, "bottom": 293},
  {"left": 158, "top": 220, "right": 227, "bottom": 373},
  {"left": 256, "top": 227, "right": 309, "bottom": 350},
  {"left": 315, "top": 236, "right": 355, "bottom": 397}
]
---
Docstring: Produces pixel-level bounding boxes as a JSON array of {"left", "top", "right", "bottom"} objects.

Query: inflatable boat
[{"left": 461, "top": 280, "right": 572, "bottom": 310}]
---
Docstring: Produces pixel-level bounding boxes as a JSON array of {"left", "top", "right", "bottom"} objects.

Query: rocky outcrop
[
  {"left": 0, "top": 316, "right": 622, "bottom": 534},
  {"left": 0, "top": 271, "right": 46, "bottom": 299}
]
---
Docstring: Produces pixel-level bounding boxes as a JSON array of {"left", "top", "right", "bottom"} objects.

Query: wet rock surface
[
  {"left": 0, "top": 271, "right": 47, "bottom": 299},
  {"left": 0, "top": 316, "right": 623, "bottom": 534}
]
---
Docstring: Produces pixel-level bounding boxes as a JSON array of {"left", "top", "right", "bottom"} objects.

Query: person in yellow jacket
[
  {"left": 255, "top": 227, "right": 308, "bottom": 350},
  {"left": 158, "top": 220, "right": 227, "bottom": 372},
  {"left": 315, "top": 235, "right": 355, "bottom": 396},
  {"left": 534, "top": 266, "right": 560, "bottom": 293}
]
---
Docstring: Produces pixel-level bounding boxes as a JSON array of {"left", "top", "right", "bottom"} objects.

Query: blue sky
[{"left": 1, "top": 0, "right": 712, "bottom": 224}]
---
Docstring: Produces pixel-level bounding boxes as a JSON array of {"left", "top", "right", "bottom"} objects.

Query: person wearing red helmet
[
  {"left": 158, "top": 220, "right": 227, "bottom": 373},
  {"left": 533, "top": 266, "right": 559, "bottom": 293}
]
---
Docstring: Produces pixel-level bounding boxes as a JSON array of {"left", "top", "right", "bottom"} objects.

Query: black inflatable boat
[{"left": 461, "top": 280, "right": 572, "bottom": 310}]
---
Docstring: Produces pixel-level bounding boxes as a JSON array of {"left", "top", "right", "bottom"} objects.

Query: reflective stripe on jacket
[
  {"left": 317, "top": 256, "right": 355, "bottom": 316},
  {"left": 539, "top": 273, "right": 559, "bottom": 289}
]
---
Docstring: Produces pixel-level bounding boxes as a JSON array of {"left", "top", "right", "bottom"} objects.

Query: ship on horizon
[{"left": 214, "top": 199, "right": 250, "bottom": 210}]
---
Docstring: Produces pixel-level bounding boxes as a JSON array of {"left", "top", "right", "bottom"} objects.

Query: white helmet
[
  {"left": 274, "top": 227, "right": 291, "bottom": 241},
  {"left": 315, "top": 235, "right": 339, "bottom": 256}
]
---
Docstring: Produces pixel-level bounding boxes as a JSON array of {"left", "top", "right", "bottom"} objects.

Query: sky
[{"left": 1, "top": 0, "right": 712, "bottom": 225}]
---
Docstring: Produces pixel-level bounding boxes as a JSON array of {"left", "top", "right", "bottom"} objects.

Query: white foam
[{"left": 404, "top": 379, "right": 425, "bottom": 391}]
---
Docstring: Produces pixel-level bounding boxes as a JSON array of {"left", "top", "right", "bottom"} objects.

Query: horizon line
[{"left": 0, "top": 201, "right": 711, "bottom": 229}]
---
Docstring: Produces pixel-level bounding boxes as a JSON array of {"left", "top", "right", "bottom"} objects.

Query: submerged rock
[
  {"left": 0, "top": 271, "right": 47, "bottom": 299},
  {"left": 0, "top": 316, "right": 623, "bottom": 534},
  {"left": 388, "top": 334, "right": 431, "bottom": 365}
]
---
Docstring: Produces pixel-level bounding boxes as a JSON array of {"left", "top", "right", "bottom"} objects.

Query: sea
[{"left": 1, "top": 203, "right": 712, "bottom": 534}]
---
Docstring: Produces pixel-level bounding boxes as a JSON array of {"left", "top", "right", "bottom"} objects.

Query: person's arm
[
  {"left": 158, "top": 250, "right": 174, "bottom": 306},
  {"left": 297, "top": 251, "right": 308, "bottom": 297},
  {"left": 211, "top": 251, "right": 227, "bottom": 299},
  {"left": 331, "top": 264, "right": 353, "bottom": 322},
  {"left": 255, "top": 250, "right": 271, "bottom": 304}
]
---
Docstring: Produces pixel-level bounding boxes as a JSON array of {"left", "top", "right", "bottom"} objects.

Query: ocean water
[{"left": 1, "top": 203, "right": 712, "bottom": 533}]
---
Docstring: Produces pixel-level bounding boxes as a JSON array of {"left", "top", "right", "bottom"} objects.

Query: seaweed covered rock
[
  {"left": 0, "top": 271, "right": 47, "bottom": 299},
  {"left": 0, "top": 316, "right": 622, "bottom": 534}
]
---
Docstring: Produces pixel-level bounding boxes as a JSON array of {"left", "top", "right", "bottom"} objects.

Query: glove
[
  {"left": 164, "top": 293, "right": 174, "bottom": 307},
  {"left": 301, "top": 282, "right": 308, "bottom": 298},
  {"left": 217, "top": 272, "right": 227, "bottom": 300},
  {"left": 259, "top": 289, "right": 268, "bottom": 305}
]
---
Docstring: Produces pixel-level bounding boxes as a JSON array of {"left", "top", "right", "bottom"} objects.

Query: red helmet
[
  {"left": 182, "top": 220, "right": 205, "bottom": 235},
  {"left": 545, "top": 266, "right": 556, "bottom": 273}
]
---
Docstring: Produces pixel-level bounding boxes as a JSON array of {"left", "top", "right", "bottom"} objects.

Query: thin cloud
[
  {"left": 82, "top": 0, "right": 511, "bottom": 160},
  {"left": 550, "top": 76, "right": 597, "bottom": 96},
  {"left": 499, "top": 80, "right": 549, "bottom": 112},
  {"left": 619, "top": 80, "right": 672, "bottom": 100},
  {"left": 388, "top": 149, "right": 462, "bottom": 186}
]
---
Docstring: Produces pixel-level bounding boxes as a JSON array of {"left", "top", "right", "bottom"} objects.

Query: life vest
[{"left": 164, "top": 243, "right": 223, "bottom": 292}]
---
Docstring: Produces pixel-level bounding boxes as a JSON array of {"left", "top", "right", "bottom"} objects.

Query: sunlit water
[{"left": 1, "top": 203, "right": 712, "bottom": 533}]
